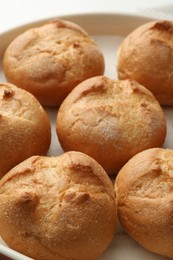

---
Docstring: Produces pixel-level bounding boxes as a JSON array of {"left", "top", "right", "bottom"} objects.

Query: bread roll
[
  {"left": 117, "top": 20, "right": 173, "bottom": 105},
  {"left": 0, "top": 82, "right": 51, "bottom": 178},
  {"left": 0, "top": 151, "right": 116, "bottom": 260},
  {"left": 3, "top": 18, "right": 104, "bottom": 106},
  {"left": 56, "top": 76, "right": 166, "bottom": 175},
  {"left": 115, "top": 148, "right": 173, "bottom": 259}
]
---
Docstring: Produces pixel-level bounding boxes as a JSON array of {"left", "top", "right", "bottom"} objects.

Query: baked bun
[
  {"left": 0, "top": 82, "right": 51, "bottom": 178},
  {"left": 117, "top": 20, "right": 173, "bottom": 105},
  {"left": 56, "top": 76, "right": 166, "bottom": 175},
  {"left": 0, "top": 151, "right": 116, "bottom": 260},
  {"left": 115, "top": 148, "right": 173, "bottom": 258},
  {"left": 3, "top": 18, "right": 104, "bottom": 106}
]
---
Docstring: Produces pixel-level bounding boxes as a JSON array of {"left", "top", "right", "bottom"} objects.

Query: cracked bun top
[
  {"left": 115, "top": 148, "right": 173, "bottom": 259},
  {"left": 3, "top": 18, "right": 105, "bottom": 106},
  {"left": 0, "top": 82, "right": 51, "bottom": 177},
  {"left": 117, "top": 20, "right": 173, "bottom": 105},
  {"left": 56, "top": 76, "right": 166, "bottom": 175},
  {"left": 0, "top": 151, "right": 116, "bottom": 260}
]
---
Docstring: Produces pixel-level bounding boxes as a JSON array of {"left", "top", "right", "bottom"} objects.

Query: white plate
[{"left": 0, "top": 13, "right": 171, "bottom": 260}]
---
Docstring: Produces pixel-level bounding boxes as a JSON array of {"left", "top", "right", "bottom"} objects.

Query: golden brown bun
[
  {"left": 56, "top": 76, "right": 166, "bottom": 175},
  {"left": 0, "top": 82, "right": 51, "bottom": 178},
  {"left": 117, "top": 20, "right": 173, "bottom": 105},
  {"left": 0, "top": 151, "right": 116, "bottom": 260},
  {"left": 3, "top": 18, "right": 104, "bottom": 106},
  {"left": 115, "top": 148, "right": 173, "bottom": 259}
]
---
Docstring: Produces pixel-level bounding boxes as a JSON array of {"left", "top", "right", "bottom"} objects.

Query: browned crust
[
  {"left": 117, "top": 20, "right": 173, "bottom": 105},
  {"left": 56, "top": 76, "right": 166, "bottom": 175},
  {"left": 0, "top": 82, "right": 51, "bottom": 177},
  {"left": 0, "top": 151, "right": 116, "bottom": 260},
  {"left": 115, "top": 148, "right": 173, "bottom": 258},
  {"left": 3, "top": 18, "right": 104, "bottom": 106}
]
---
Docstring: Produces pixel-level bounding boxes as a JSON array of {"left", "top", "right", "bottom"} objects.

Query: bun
[
  {"left": 115, "top": 148, "right": 173, "bottom": 259},
  {"left": 56, "top": 76, "right": 166, "bottom": 175},
  {"left": 3, "top": 18, "right": 104, "bottom": 106},
  {"left": 117, "top": 20, "right": 173, "bottom": 105},
  {"left": 0, "top": 82, "right": 51, "bottom": 177},
  {"left": 0, "top": 151, "right": 116, "bottom": 260}
]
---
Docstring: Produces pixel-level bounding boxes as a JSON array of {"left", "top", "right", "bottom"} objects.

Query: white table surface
[{"left": 1, "top": 0, "right": 173, "bottom": 33}]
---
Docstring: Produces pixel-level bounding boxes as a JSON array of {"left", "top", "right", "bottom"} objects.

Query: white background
[{"left": 1, "top": 0, "right": 173, "bottom": 33}]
